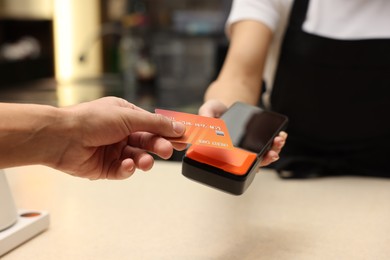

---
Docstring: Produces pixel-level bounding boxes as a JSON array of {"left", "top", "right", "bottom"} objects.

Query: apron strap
[
  {"left": 288, "top": 0, "right": 310, "bottom": 29},
  {"left": 269, "top": 0, "right": 390, "bottom": 177}
]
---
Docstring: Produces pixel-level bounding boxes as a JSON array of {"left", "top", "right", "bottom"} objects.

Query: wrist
[
  {"left": 0, "top": 103, "right": 74, "bottom": 168},
  {"left": 38, "top": 107, "right": 76, "bottom": 168},
  {"left": 20, "top": 105, "right": 71, "bottom": 167},
  {"left": 205, "top": 81, "right": 259, "bottom": 107}
]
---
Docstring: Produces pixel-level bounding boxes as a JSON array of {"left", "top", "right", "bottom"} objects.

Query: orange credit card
[{"left": 155, "top": 109, "right": 234, "bottom": 149}]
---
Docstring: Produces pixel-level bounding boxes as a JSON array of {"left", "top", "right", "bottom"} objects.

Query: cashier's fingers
[
  {"left": 198, "top": 99, "right": 228, "bottom": 118},
  {"left": 260, "top": 150, "right": 280, "bottom": 167},
  {"left": 271, "top": 131, "right": 288, "bottom": 154},
  {"left": 259, "top": 131, "right": 288, "bottom": 167}
]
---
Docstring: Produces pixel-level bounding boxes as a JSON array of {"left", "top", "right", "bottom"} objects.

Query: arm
[
  {"left": 0, "top": 102, "right": 61, "bottom": 168},
  {"left": 200, "top": 20, "right": 286, "bottom": 167},
  {"left": 204, "top": 20, "right": 273, "bottom": 108},
  {"left": 0, "top": 97, "right": 185, "bottom": 179}
]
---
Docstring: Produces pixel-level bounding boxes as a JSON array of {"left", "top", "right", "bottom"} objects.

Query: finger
[
  {"left": 198, "top": 100, "right": 228, "bottom": 118},
  {"left": 271, "top": 136, "right": 285, "bottom": 154},
  {"left": 279, "top": 131, "right": 288, "bottom": 140},
  {"left": 129, "top": 132, "right": 187, "bottom": 155},
  {"left": 136, "top": 153, "right": 155, "bottom": 171},
  {"left": 121, "top": 109, "right": 186, "bottom": 138},
  {"left": 198, "top": 105, "right": 216, "bottom": 118},
  {"left": 172, "top": 142, "right": 188, "bottom": 151},
  {"left": 270, "top": 131, "right": 287, "bottom": 153},
  {"left": 128, "top": 132, "right": 175, "bottom": 159},
  {"left": 122, "top": 146, "right": 155, "bottom": 171},
  {"left": 259, "top": 132, "right": 287, "bottom": 168},
  {"left": 260, "top": 150, "right": 280, "bottom": 167},
  {"left": 114, "top": 158, "right": 137, "bottom": 180}
]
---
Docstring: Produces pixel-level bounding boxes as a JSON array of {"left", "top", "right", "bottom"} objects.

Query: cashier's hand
[
  {"left": 50, "top": 97, "right": 186, "bottom": 180},
  {"left": 199, "top": 99, "right": 287, "bottom": 167}
]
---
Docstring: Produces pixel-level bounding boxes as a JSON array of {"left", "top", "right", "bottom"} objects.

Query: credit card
[{"left": 155, "top": 109, "right": 233, "bottom": 149}]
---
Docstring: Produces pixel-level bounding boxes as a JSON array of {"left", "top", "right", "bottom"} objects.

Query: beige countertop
[{"left": 3, "top": 161, "right": 390, "bottom": 259}]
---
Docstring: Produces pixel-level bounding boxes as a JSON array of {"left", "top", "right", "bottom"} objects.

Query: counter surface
[{"left": 3, "top": 162, "right": 390, "bottom": 259}]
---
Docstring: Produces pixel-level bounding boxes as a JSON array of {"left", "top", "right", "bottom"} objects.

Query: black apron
[{"left": 269, "top": 0, "right": 390, "bottom": 178}]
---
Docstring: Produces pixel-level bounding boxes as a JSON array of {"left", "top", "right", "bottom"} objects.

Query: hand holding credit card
[{"left": 155, "top": 109, "right": 234, "bottom": 149}]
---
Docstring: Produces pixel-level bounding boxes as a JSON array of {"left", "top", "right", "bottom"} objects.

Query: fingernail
[
  {"left": 272, "top": 155, "right": 279, "bottom": 161},
  {"left": 121, "top": 165, "right": 134, "bottom": 179},
  {"left": 280, "top": 131, "right": 288, "bottom": 138},
  {"left": 173, "top": 121, "right": 185, "bottom": 135}
]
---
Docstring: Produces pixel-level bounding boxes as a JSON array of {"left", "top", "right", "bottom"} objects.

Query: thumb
[
  {"left": 123, "top": 109, "right": 186, "bottom": 137},
  {"left": 198, "top": 100, "right": 228, "bottom": 118}
]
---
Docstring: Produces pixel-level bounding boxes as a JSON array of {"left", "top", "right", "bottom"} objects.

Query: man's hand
[{"left": 49, "top": 97, "right": 186, "bottom": 180}]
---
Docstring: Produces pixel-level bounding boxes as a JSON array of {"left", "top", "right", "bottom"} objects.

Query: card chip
[{"left": 216, "top": 130, "right": 225, "bottom": 136}]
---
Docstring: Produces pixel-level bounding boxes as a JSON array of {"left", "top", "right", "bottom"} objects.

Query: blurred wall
[
  {"left": 53, "top": 0, "right": 102, "bottom": 82},
  {"left": 0, "top": 0, "right": 52, "bottom": 19},
  {"left": 0, "top": 0, "right": 103, "bottom": 82}
]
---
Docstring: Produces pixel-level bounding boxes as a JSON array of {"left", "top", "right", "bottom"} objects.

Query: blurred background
[{"left": 0, "top": 0, "right": 232, "bottom": 111}]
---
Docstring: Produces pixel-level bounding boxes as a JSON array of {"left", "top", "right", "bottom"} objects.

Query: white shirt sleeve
[
  {"left": 304, "top": 0, "right": 390, "bottom": 39},
  {"left": 226, "top": 0, "right": 290, "bottom": 37}
]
